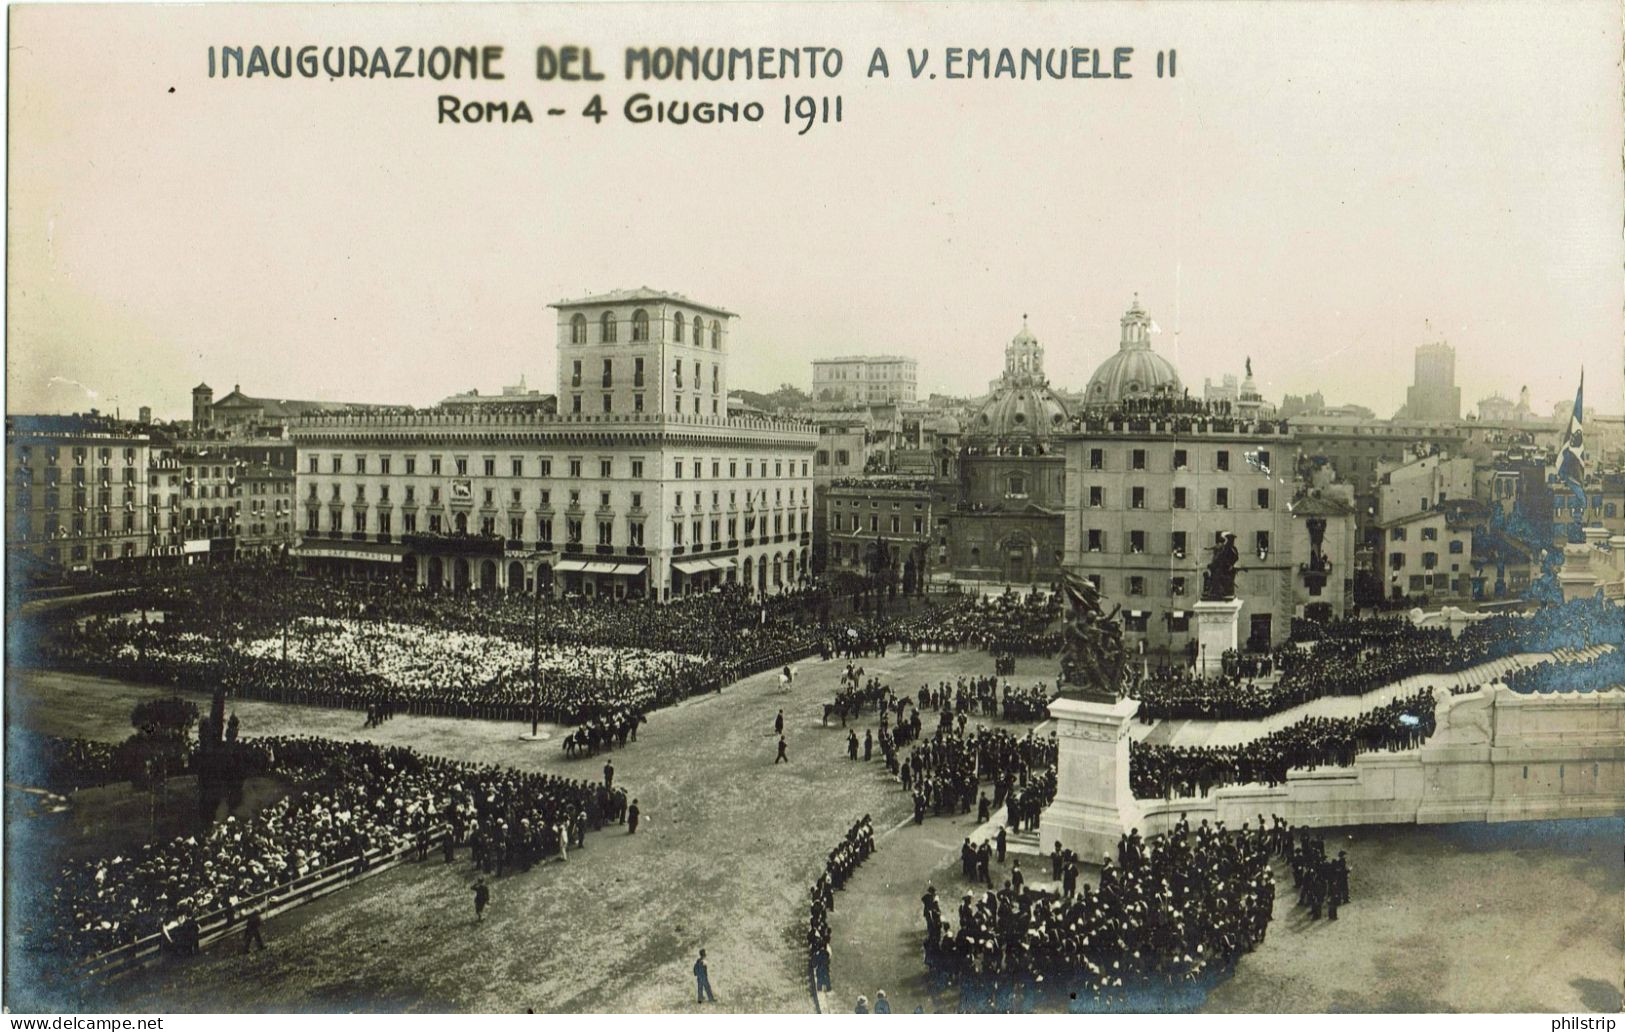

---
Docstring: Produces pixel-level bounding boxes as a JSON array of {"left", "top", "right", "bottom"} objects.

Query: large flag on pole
[{"left": 1557, "top": 370, "right": 1585, "bottom": 488}]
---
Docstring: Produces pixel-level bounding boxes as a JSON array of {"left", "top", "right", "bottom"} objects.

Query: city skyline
[{"left": 8, "top": 1, "right": 1623, "bottom": 420}]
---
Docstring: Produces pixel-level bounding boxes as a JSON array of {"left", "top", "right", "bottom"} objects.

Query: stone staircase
[{"left": 1139, "top": 644, "right": 1620, "bottom": 750}]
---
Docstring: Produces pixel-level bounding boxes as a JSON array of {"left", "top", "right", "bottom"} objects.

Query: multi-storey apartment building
[
  {"left": 1059, "top": 417, "right": 1299, "bottom": 653},
  {"left": 1376, "top": 500, "right": 1478, "bottom": 602},
  {"left": 6, "top": 416, "right": 151, "bottom": 574},
  {"left": 235, "top": 463, "right": 296, "bottom": 556},
  {"left": 290, "top": 290, "right": 816, "bottom": 600},
  {"left": 824, "top": 475, "right": 953, "bottom": 589}
]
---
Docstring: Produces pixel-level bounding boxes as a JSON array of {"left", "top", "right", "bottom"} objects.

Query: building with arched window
[
  {"left": 554, "top": 288, "right": 731, "bottom": 420},
  {"left": 290, "top": 289, "right": 815, "bottom": 601}
]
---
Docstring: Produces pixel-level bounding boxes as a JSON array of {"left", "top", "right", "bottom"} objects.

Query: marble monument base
[
  {"left": 1558, "top": 527, "right": 1613, "bottom": 602},
  {"left": 1193, "top": 597, "right": 1244, "bottom": 676},
  {"left": 1039, "top": 694, "right": 1140, "bottom": 867}
]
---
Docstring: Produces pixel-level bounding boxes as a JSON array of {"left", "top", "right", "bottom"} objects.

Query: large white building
[
  {"left": 812, "top": 355, "right": 918, "bottom": 406},
  {"left": 290, "top": 289, "right": 816, "bottom": 600}
]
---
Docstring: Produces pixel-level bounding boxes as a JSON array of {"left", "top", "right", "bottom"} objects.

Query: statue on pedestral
[
  {"left": 1201, "top": 532, "right": 1241, "bottom": 601},
  {"left": 1055, "top": 565, "right": 1126, "bottom": 700}
]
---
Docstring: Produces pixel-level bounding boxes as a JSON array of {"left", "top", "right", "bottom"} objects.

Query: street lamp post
[{"left": 530, "top": 578, "right": 541, "bottom": 738}]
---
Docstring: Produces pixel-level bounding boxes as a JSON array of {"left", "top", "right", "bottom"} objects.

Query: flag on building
[{"left": 1557, "top": 371, "right": 1585, "bottom": 489}]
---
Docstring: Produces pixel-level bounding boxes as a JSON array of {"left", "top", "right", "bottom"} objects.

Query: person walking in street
[
  {"left": 472, "top": 877, "right": 490, "bottom": 922},
  {"left": 694, "top": 948, "right": 718, "bottom": 1003},
  {"left": 628, "top": 798, "right": 641, "bottom": 834},
  {"left": 775, "top": 709, "right": 785, "bottom": 736},
  {"left": 776, "top": 735, "right": 789, "bottom": 764}
]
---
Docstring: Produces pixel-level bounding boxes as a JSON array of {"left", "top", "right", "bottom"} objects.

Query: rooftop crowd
[
  {"left": 1129, "top": 688, "right": 1438, "bottom": 799},
  {"left": 1065, "top": 394, "right": 1292, "bottom": 438},
  {"left": 1134, "top": 597, "right": 1624, "bottom": 722},
  {"left": 37, "top": 735, "right": 626, "bottom": 958}
]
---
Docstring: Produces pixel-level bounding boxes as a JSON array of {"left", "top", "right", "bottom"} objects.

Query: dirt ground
[{"left": 5, "top": 649, "right": 1621, "bottom": 1013}]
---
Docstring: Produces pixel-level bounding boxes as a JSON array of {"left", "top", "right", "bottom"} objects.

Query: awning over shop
[
  {"left": 556, "top": 558, "right": 644, "bottom": 575},
  {"left": 673, "top": 556, "right": 734, "bottom": 575},
  {"left": 293, "top": 542, "right": 405, "bottom": 563}
]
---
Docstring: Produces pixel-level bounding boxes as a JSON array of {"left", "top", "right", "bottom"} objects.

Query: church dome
[
  {"left": 972, "top": 385, "right": 1070, "bottom": 439},
  {"left": 1084, "top": 297, "right": 1183, "bottom": 407},
  {"left": 970, "top": 318, "right": 1071, "bottom": 441}
]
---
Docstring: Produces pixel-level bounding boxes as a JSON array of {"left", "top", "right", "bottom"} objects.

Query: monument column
[{"left": 1040, "top": 692, "right": 1140, "bottom": 865}]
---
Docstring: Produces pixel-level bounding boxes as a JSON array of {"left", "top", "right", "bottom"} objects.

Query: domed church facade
[{"left": 944, "top": 320, "right": 1071, "bottom": 586}]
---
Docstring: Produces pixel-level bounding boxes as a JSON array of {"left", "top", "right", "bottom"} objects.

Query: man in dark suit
[
  {"left": 694, "top": 949, "right": 717, "bottom": 1003},
  {"left": 242, "top": 909, "right": 265, "bottom": 953}
]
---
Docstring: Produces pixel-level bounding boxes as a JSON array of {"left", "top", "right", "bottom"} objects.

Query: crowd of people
[
  {"left": 806, "top": 816, "right": 877, "bottom": 1003},
  {"left": 1134, "top": 597, "right": 1624, "bottom": 722},
  {"left": 26, "top": 572, "right": 886, "bottom": 728},
  {"left": 1505, "top": 648, "right": 1625, "bottom": 696},
  {"left": 922, "top": 816, "right": 1279, "bottom": 1009},
  {"left": 39, "top": 735, "right": 628, "bottom": 957},
  {"left": 1066, "top": 393, "right": 1292, "bottom": 438},
  {"left": 899, "top": 591, "right": 1061, "bottom": 657},
  {"left": 823, "top": 673, "right": 1057, "bottom": 739},
  {"left": 1129, "top": 688, "right": 1438, "bottom": 799},
  {"left": 13, "top": 733, "right": 121, "bottom": 791},
  {"left": 902, "top": 726, "right": 1059, "bottom": 828},
  {"left": 1285, "top": 828, "right": 1352, "bottom": 922}
]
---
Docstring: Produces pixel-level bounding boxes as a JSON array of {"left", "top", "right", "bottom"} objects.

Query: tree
[
  {"left": 196, "top": 689, "right": 252, "bottom": 826},
  {"left": 119, "top": 696, "right": 199, "bottom": 836},
  {"left": 129, "top": 696, "right": 199, "bottom": 743}
]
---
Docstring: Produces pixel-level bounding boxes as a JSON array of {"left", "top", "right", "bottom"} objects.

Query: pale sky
[{"left": 8, "top": 1, "right": 1623, "bottom": 420}]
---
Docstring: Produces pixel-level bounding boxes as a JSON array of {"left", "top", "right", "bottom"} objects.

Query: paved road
[
  {"left": 5, "top": 649, "right": 1043, "bottom": 1013},
  {"left": 9, "top": 645, "right": 1620, "bottom": 1014}
]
